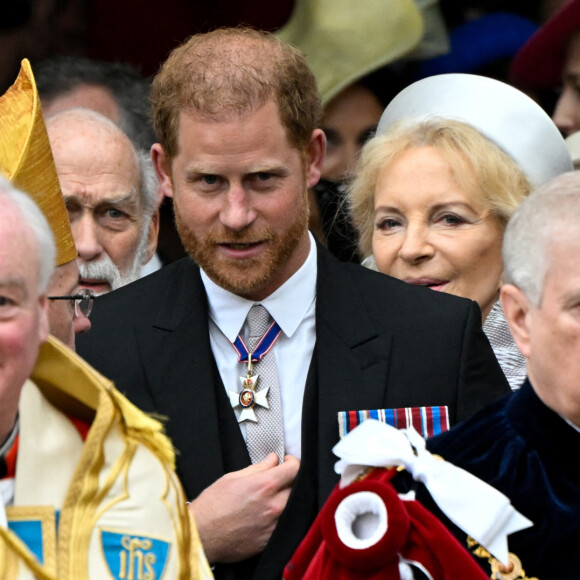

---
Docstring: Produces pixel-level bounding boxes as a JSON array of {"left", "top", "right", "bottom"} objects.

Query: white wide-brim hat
[{"left": 376, "top": 73, "right": 572, "bottom": 187}]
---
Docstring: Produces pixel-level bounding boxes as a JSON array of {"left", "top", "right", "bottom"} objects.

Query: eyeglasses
[{"left": 48, "top": 288, "right": 95, "bottom": 318}]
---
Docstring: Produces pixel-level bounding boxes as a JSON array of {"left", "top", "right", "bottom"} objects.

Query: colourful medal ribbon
[
  {"left": 232, "top": 320, "right": 282, "bottom": 362},
  {"left": 228, "top": 317, "right": 282, "bottom": 423}
]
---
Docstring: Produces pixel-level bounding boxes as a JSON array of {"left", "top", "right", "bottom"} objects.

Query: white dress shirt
[{"left": 201, "top": 232, "right": 317, "bottom": 459}]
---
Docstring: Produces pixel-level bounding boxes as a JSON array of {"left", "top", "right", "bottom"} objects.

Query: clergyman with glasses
[{"left": 0, "top": 174, "right": 211, "bottom": 580}]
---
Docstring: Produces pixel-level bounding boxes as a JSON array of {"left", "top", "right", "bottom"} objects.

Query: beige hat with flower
[{"left": 276, "top": 0, "right": 441, "bottom": 106}]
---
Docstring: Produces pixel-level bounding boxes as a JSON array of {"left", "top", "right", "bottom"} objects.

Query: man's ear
[
  {"left": 501, "top": 284, "right": 532, "bottom": 358},
  {"left": 151, "top": 144, "right": 174, "bottom": 199},
  {"left": 305, "top": 128, "right": 326, "bottom": 190},
  {"left": 142, "top": 209, "right": 160, "bottom": 265}
]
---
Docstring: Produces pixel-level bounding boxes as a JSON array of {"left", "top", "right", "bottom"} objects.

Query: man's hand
[{"left": 189, "top": 453, "right": 300, "bottom": 564}]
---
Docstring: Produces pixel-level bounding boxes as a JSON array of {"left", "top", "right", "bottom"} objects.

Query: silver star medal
[{"left": 228, "top": 359, "right": 270, "bottom": 422}]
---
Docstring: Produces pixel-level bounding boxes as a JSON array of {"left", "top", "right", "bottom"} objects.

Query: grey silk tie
[{"left": 245, "top": 304, "right": 285, "bottom": 464}]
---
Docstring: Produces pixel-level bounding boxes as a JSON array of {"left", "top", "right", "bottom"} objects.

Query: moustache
[
  {"left": 77, "top": 256, "right": 122, "bottom": 294},
  {"left": 205, "top": 227, "right": 276, "bottom": 246}
]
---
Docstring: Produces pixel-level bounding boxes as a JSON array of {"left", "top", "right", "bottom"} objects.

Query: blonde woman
[{"left": 349, "top": 74, "right": 572, "bottom": 390}]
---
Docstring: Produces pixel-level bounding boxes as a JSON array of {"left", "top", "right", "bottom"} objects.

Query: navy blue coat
[{"left": 428, "top": 380, "right": 579, "bottom": 580}]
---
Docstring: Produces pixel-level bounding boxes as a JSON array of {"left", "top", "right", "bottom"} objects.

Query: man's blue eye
[
  {"left": 203, "top": 175, "right": 219, "bottom": 184},
  {"left": 106, "top": 208, "right": 125, "bottom": 219},
  {"left": 257, "top": 172, "right": 271, "bottom": 181}
]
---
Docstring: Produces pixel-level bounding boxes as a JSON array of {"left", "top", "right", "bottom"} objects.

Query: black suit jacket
[{"left": 77, "top": 247, "right": 510, "bottom": 579}]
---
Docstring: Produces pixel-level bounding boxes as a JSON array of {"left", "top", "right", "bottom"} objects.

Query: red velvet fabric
[{"left": 284, "top": 469, "right": 489, "bottom": 580}]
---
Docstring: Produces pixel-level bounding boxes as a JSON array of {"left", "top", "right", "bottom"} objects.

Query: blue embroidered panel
[
  {"left": 101, "top": 530, "right": 170, "bottom": 580},
  {"left": 8, "top": 519, "right": 44, "bottom": 563}
]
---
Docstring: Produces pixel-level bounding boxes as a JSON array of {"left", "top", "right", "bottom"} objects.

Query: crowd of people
[{"left": 1, "top": 1, "right": 580, "bottom": 578}]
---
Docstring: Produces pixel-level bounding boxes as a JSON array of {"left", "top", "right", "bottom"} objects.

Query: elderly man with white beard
[{"left": 46, "top": 108, "right": 160, "bottom": 295}]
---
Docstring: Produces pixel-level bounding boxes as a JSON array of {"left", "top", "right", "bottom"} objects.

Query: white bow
[{"left": 334, "top": 419, "right": 532, "bottom": 566}]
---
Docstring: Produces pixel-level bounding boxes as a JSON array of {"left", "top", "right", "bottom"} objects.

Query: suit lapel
[
  {"left": 313, "top": 249, "right": 393, "bottom": 498},
  {"left": 133, "top": 261, "right": 249, "bottom": 499}
]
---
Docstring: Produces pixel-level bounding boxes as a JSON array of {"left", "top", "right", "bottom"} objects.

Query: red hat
[{"left": 510, "top": 0, "right": 580, "bottom": 88}]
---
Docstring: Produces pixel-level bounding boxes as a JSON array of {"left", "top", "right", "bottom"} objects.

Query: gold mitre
[{"left": 0, "top": 59, "right": 76, "bottom": 266}]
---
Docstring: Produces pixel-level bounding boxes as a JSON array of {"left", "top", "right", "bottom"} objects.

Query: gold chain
[{"left": 466, "top": 537, "right": 539, "bottom": 580}]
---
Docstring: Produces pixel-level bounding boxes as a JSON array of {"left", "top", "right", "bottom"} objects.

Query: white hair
[
  {"left": 0, "top": 175, "right": 56, "bottom": 292},
  {"left": 137, "top": 149, "right": 159, "bottom": 219},
  {"left": 503, "top": 171, "right": 580, "bottom": 306}
]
